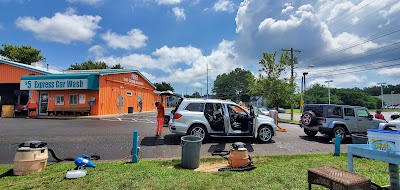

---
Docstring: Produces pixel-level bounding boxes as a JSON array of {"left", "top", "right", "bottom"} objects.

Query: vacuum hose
[{"left": 48, "top": 148, "right": 100, "bottom": 162}]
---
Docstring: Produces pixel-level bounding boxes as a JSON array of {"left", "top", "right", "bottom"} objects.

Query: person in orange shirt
[
  {"left": 26, "top": 98, "right": 37, "bottom": 118},
  {"left": 155, "top": 101, "right": 165, "bottom": 139}
]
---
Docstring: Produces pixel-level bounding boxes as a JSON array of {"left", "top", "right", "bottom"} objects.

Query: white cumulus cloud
[
  {"left": 172, "top": 7, "right": 186, "bottom": 21},
  {"left": 156, "top": 0, "right": 182, "bottom": 5},
  {"left": 15, "top": 9, "right": 101, "bottom": 44},
  {"left": 378, "top": 68, "right": 400, "bottom": 77},
  {"left": 88, "top": 45, "right": 106, "bottom": 58},
  {"left": 213, "top": 0, "right": 235, "bottom": 13},
  {"left": 282, "top": 3, "right": 294, "bottom": 14},
  {"left": 66, "top": 0, "right": 103, "bottom": 5},
  {"left": 101, "top": 29, "right": 148, "bottom": 50},
  {"left": 152, "top": 45, "right": 202, "bottom": 65}
]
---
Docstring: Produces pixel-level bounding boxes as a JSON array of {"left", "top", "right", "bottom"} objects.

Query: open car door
[{"left": 157, "top": 91, "right": 183, "bottom": 127}]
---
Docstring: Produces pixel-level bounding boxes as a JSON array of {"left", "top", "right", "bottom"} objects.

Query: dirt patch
[{"left": 194, "top": 161, "right": 228, "bottom": 173}]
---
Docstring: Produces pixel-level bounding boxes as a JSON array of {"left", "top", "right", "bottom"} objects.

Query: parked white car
[
  {"left": 168, "top": 98, "right": 277, "bottom": 142},
  {"left": 379, "top": 118, "right": 400, "bottom": 130}
]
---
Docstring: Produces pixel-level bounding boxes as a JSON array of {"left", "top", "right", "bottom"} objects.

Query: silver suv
[
  {"left": 168, "top": 98, "right": 277, "bottom": 142},
  {"left": 300, "top": 104, "right": 387, "bottom": 141}
]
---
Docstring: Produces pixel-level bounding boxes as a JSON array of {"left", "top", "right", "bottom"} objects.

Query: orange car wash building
[
  {"left": 20, "top": 69, "right": 164, "bottom": 116},
  {"left": 0, "top": 58, "right": 60, "bottom": 116}
]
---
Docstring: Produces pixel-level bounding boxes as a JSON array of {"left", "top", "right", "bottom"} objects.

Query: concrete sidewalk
[{"left": 35, "top": 110, "right": 158, "bottom": 120}]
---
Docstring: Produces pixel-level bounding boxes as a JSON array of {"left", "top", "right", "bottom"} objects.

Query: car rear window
[
  {"left": 184, "top": 103, "right": 205, "bottom": 112},
  {"left": 303, "top": 105, "right": 324, "bottom": 117},
  {"left": 327, "top": 106, "right": 343, "bottom": 118}
]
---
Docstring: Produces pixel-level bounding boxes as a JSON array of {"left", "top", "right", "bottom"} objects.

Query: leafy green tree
[
  {"left": 153, "top": 82, "right": 174, "bottom": 92},
  {"left": 0, "top": 44, "right": 46, "bottom": 64},
  {"left": 305, "top": 84, "right": 381, "bottom": 109},
  {"left": 184, "top": 91, "right": 201, "bottom": 98},
  {"left": 213, "top": 68, "right": 254, "bottom": 102},
  {"left": 363, "top": 84, "right": 400, "bottom": 96},
  {"left": 249, "top": 52, "right": 295, "bottom": 110},
  {"left": 67, "top": 60, "right": 122, "bottom": 70},
  {"left": 110, "top": 63, "right": 123, "bottom": 69}
]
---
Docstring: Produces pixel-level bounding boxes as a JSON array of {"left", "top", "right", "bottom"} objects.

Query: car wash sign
[{"left": 20, "top": 79, "right": 89, "bottom": 90}]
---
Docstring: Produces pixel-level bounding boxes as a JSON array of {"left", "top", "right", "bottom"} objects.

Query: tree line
[{"left": 210, "top": 51, "right": 397, "bottom": 109}]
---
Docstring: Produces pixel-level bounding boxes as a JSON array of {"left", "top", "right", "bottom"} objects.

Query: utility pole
[
  {"left": 206, "top": 63, "right": 209, "bottom": 99},
  {"left": 377, "top": 82, "right": 386, "bottom": 108},
  {"left": 200, "top": 88, "right": 202, "bottom": 97},
  {"left": 325, "top": 80, "right": 333, "bottom": 104},
  {"left": 282, "top": 48, "right": 301, "bottom": 121}
]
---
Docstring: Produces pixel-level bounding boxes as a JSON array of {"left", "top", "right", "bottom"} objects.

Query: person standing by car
[
  {"left": 374, "top": 110, "right": 385, "bottom": 120},
  {"left": 26, "top": 98, "right": 37, "bottom": 118},
  {"left": 155, "top": 101, "right": 165, "bottom": 139}
]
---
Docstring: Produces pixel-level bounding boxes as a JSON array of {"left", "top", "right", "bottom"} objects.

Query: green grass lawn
[{"left": 0, "top": 154, "right": 390, "bottom": 190}]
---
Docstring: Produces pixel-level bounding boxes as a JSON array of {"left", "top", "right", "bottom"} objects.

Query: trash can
[
  {"left": 181, "top": 136, "right": 202, "bottom": 169},
  {"left": 13, "top": 140, "right": 48, "bottom": 176},
  {"left": 128, "top": 107, "right": 133, "bottom": 113}
]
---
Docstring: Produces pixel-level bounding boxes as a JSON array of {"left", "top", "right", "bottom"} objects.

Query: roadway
[{"left": 0, "top": 112, "right": 349, "bottom": 164}]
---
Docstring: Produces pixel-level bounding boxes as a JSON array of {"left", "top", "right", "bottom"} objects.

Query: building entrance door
[{"left": 39, "top": 92, "right": 49, "bottom": 115}]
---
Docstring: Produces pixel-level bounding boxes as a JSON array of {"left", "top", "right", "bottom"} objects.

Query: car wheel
[
  {"left": 258, "top": 125, "right": 273, "bottom": 143},
  {"left": 301, "top": 111, "right": 316, "bottom": 126},
  {"left": 187, "top": 125, "right": 207, "bottom": 141},
  {"left": 304, "top": 129, "right": 317, "bottom": 137},
  {"left": 332, "top": 126, "right": 346, "bottom": 142}
]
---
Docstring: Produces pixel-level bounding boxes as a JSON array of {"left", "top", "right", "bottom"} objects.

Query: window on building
[
  {"left": 55, "top": 95, "right": 64, "bottom": 105},
  {"left": 69, "top": 94, "right": 78, "bottom": 105},
  {"left": 126, "top": 92, "right": 132, "bottom": 96}
]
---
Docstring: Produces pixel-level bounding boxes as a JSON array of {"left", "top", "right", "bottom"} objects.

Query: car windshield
[{"left": 259, "top": 108, "right": 268, "bottom": 112}]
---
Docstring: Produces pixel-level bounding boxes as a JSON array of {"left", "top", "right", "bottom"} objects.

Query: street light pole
[
  {"left": 325, "top": 80, "right": 333, "bottom": 104},
  {"left": 302, "top": 72, "right": 308, "bottom": 104},
  {"left": 391, "top": 91, "right": 394, "bottom": 108},
  {"left": 377, "top": 82, "right": 386, "bottom": 108},
  {"left": 206, "top": 63, "right": 209, "bottom": 99}
]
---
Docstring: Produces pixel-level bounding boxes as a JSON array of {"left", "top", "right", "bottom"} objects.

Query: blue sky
[{"left": 0, "top": 0, "right": 399, "bottom": 95}]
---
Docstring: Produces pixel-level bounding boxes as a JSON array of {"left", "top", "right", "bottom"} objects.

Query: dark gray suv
[{"left": 300, "top": 104, "right": 387, "bottom": 141}]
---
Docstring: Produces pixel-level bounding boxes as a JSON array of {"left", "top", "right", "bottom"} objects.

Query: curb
[{"left": 34, "top": 111, "right": 158, "bottom": 120}]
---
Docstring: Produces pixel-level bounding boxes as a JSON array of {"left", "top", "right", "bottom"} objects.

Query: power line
[
  {"left": 327, "top": 0, "right": 378, "bottom": 26},
  {"left": 295, "top": 41, "right": 400, "bottom": 70},
  {"left": 303, "top": 25, "right": 400, "bottom": 63},
  {"left": 325, "top": 1, "right": 354, "bottom": 24},
  {"left": 331, "top": 0, "right": 400, "bottom": 34},
  {"left": 307, "top": 57, "right": 400, "bottom": 79}
]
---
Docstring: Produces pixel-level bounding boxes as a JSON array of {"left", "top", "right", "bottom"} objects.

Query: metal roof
[
  {"left": 0, "top": 58, "right": 61, "bottom": 74},
  {"left": 63, "top": 69, "right": 156, "bottom": 89}
]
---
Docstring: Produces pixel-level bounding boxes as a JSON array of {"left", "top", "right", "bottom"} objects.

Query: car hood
[{"left": 256, "top": 114, "right": 274, "bottom": 123}]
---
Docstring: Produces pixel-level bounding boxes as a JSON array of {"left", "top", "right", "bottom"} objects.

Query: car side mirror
[{"left": 368, "top": 115, "right": 373, "bottom": 119}]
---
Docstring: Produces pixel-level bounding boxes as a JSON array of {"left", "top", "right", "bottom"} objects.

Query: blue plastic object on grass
[
  {"left": 334, "top": 135, "right": 341, "bottom": 156},
  {"left": 75, "top": 154, "right": 96, "bottom": 168}
]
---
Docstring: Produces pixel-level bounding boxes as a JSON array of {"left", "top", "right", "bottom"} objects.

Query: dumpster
[
  {"left": 13, "top": 140, "right": 48, "bottom": 176},
  {"left": 181, "top": 136, "right": 202, "bottom": 169}
]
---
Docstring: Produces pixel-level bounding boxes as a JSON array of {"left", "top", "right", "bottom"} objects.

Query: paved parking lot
[{"left": 0, "top": 112, "right": 348, "bottom": 164}]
